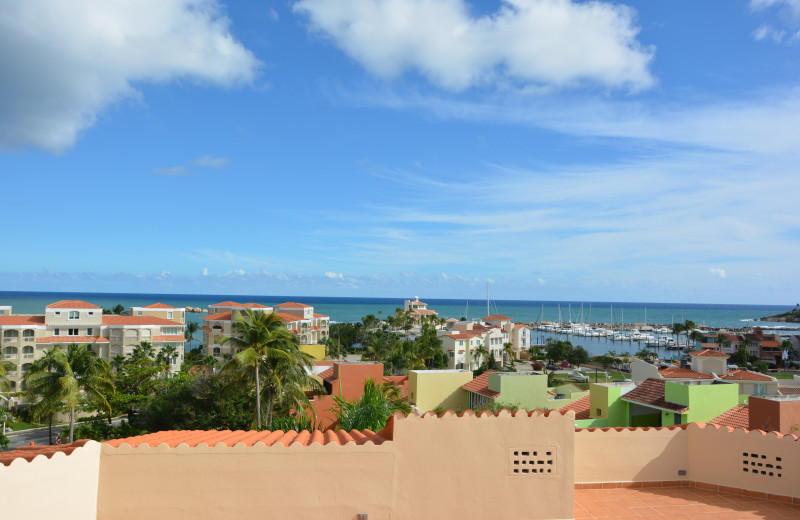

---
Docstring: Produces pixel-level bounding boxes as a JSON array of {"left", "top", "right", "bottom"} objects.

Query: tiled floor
[{"left": 575, "top": 487, "right": 800, "bottom": 519}]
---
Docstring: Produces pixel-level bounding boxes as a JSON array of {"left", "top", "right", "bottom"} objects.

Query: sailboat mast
[{"left": 487, "top": 281, "right": 490, "bottom": 317}]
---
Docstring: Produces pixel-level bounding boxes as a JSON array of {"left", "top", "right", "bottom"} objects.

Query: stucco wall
[
  {"left": 575, "top": 427, "right": 689, "bottom": 483},
  {"left": 687, "top": 424, "right": 800, "bottom": 498},
  {"left": 299, "top": 343, "right": 326, "bottom": 361},
  {"left": 0, "top": 441, "right": 101, "bottom": 519},
  {"left": 408, "top": 369, "right": 471, "bottom": 412}
]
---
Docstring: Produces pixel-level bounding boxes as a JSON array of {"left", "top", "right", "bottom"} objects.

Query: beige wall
[
  {"left": 0, "top": 441, "right": 101, "bottom": 519},
  {"left": 575, "top": 427, "right": 689, "bottom": 483},
  {"left": 97, "top": 411, "right": 575, "bottom": 520}
]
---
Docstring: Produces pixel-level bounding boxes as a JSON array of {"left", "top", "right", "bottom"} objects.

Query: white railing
[
  {"left": 22, "top": 353, "right": 34, "bottom": 359},
  {"left": 2, "top": 354, "right": 17, "bottom": 360},
  {"left": 23, "top": 336, "right": 34, "bottom": 341}
]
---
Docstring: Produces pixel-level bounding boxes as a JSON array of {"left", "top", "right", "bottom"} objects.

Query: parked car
[{"left": 545, "top": 363, "right": 559, "bottom": 371}]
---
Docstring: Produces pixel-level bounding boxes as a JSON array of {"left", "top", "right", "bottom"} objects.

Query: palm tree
[
  {"left": 503, "top": 342, "right": 515, "bottom": 365},
  {"left": 689, "top": 330, "right": 705, "bottom": 349},
  {"left": 0, "top": 359, "right": 13, "bottom": 392},
  {"left": 184, "top": 321, "right": 199, "bottom": 349},
  {"left": 717, "top": 333, "right": 732, "bottom": 353},
  {"left": 333, "top": 378, "right": 411, "bottom": 431},
  {"left": 160, "top": 344, "right": 179, "bottom": 373},
  {"left": 473, "top": 344, "right": 490, "bottom": 369},
  {"left": 24, "top": 344, "right": 114, "bottom": 443},
  {"left": 219, "top": 309, "right": 319, "bottom": 430},
  {"left": 110, "top": 354, "right": 126, "bottom": 373},
  {"left": 131, "top": 342, "right": 155, "bottom": 362}
]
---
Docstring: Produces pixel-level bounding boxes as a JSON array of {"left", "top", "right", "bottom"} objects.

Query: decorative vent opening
[
  {"left": 742, "top": 452, "right": 782, "bottom": 478},
  {"left": 509, "top": 448, "right": 556, "bottom": 476}
]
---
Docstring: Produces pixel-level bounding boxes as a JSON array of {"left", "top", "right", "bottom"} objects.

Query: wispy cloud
[
  {"left": 190, "top": 155, "right": 229, "bottom": 168},
  {"left": 710, "top": 268, "right": 728, "bottom": 279},
  {"left": 152, "top": 165, "right": 193, "bottom": 176},
  {"left": 152, "top": 155, "right": 230, "bottom": 176}
]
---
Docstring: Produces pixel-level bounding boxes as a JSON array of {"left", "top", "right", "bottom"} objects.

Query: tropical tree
[
  {"left": 184, "top": 321, "right": 200, "bottom": 349},
  {"left": 130, "top": 342, "right": 155, "bottom": 362},
  {"left": 0, "top": 359, "right": 13, "bottom": 392},
  {"left": 503, "top": 342, "right": 516, "bottom": 365},
  {"left": 717, "top": 333, "right": 732, "bottom": 353},
  {"left": 689, "top": 330, "right": 705, "bottom": 349},
  {"left": 219, "top": 309, "right": 320, "bottom": 430},
  {"left": 332, "top": 378, "right": 412, "bottom": 431},
  {"left": 160, "top": 344, "right": 179, "bottom": 374},
  {"left": 24, "top": 344, "right": 114, "bottom": 443}
]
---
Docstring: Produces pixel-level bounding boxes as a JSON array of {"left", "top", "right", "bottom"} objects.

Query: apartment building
[
  {"left": 0, "top": 301, "right": 186, "bottom": 389},
  {"left": 201, "top": 301, "right": 329, "bottom": 359}
]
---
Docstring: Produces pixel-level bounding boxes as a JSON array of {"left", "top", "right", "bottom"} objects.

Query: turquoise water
[{"left": 0, "top": 290, "right": 794, "bottom": 329}]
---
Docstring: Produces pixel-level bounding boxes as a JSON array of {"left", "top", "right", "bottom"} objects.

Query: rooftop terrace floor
[{"left": 575, "top": 487, "right": 800, "bottom": 519}]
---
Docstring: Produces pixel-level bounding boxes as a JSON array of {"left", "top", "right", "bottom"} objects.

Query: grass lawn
[
  {"left": 772, "top": 373, "right": 797, "bottom": 379},
  {"left": 9, "top": 421, "right": 39, "bottom": 431}
]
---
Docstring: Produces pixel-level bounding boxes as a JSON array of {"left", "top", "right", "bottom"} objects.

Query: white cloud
[
  {"left": 710, "top": 268, "right": 728, "bottom": 279},
  {"left": 269, "top": 8, "right": 280, "bottom": 21},
  {"left": 0, "top": 1, "right": 261, "bottom": 153},
  {"left": 202, "top": 267, "right": 208, "bottom": 276},
  {"left": 294, "top": 0, "right": 654, "bottom": 91},
  {"left": 152, "top": 165, "right": 193, "bottom": 176},
  {"left": 537, "top": 278, "right": 546, "bottom": 285},
  {"left": 753, "top": 24, "right": 787, "bottom": 42},
  {"left": 324, "top": 271, "right": 344, "bottom": 278},
  {"left": 191, "top": 155, "right": 230, "bottom": 168},
  {"left": 751, "top": 0, "right": 800, "bottom": 17}
]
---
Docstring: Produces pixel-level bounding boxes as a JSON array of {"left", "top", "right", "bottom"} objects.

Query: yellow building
[{"left": 407, "top": 369, "right": 473, "bottom": 412}]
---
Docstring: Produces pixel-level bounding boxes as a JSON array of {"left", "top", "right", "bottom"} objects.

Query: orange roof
[
  {"left": 0, "top": 440, "right": 93, "bottom": 467},
  {"left": 689, "top": 349, "right": 729, "bottom": 358},
  {"left": 411, "top": 309, "right": 437, "bottom": 315},
  {"left": 104, "top": 429, "right": 390, "bottom": 448},
  {"left": 274, "top": 312, "right": 302, "bottom": 323},
  {"left": 621, "top": 378, "right": 689, "bottom": 413},
  {"left": 36, "top": 336, "right": 109, "bottom": 344},
  {"left": 709, "top": 404, "right": 750, "bottom": 430},
  {"left": 211, "top": 301, "right": 244, "bottom": 307},
  {"left": 46, "top": 300, "right": 101, "bottom": 309},
  {"left": 141, "top": 303, "right": 177, "bottom": 309},
  {"left": 560, "top": 394, "right": 591, "bottom": 420},
  {"left": 461, "top": 371, "right": 501, "bottom": 399},
  {"left": 317, "top": 367, "right": 336, "bottom": 383},
  {"left": 243, "top": 303, "right": 270, "bottom": 308},
  {"left": 658, "top": 366, "right": 714, "bottom": 379},
  {"left": 514, "top": 324, "right": 528, "bottom": 329},
  {"left": 779, "top": 386, "right": 800, "bottom": 395},
  {"left": 482, "top": 315, "right": 512, "bottom": 320},
  {"left": 313, "top": 313, "right": 329, "bottom": 318},
  {"left": 445, "top": 333, "right": 479, "bottom": 340},
  {"left": 201, "top": 312, "right": 232, "bottom": 321},
  {"left": 276, "top": 302, "right": 312, "bottom": 308},
  {"left": 718, "top": 370, "right": 775, "bottom": 382},
  {"left": 152, "top": 335, "right": 185, "bottom": 342},
  {"left": 0, "top": 315, "right": 45, "bottom": 326},
  {"left": 761, "top": 340, "right": 780, "bottom": 347},
  {"left": 102, "top": 316, "right": 184, "bottom": 326}
]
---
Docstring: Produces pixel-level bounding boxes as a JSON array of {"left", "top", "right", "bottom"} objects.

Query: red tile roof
[
  {"left": 0, "top": 315, "right": 45, "bottom": 326},
  {"left": 658, "top": 366, "right": 714, "bottom": 379},
  {"left": 46, "top": 300, "right": 102, "bottom": 309},
  {"left": 461, "top": 370, "right": 501, "bottom": 399},
  {"left": 621, "top": 378, "right": 689, "bottom": 413},
  {"left": 202, "top": 311, "right": 232, "bottom": 321},
  {"left": 560, "top": 394, "right": 591, "bottom": 420},
  {"left": 141, "top": 303, "right": 177, "bottom": 309},
  {"left": 0, "top": 440, "right": 93, "bottom": 467},
  {"left": 104, "top": 429, "right": 390, "bottom": 448},
  {"left": 411, "top": 309, "right": 438, "bottom": 315},
  {"left": 779, "top": 386, "right": 800, "bottom": 395},
  {"left": 276, "top": 302, "right": 312, "bottom": 308},
  {"left": 445, "top": 333, "right": 479, "bottom": 340},
  {"left": 243, "top": 303, "right": 270, "bottom": 308},
  {"left": 482, "top": 315, "right": 512, "bottom": 320},
  {"left": 761, "top": 340, "right": 780, "bottom": 347},
  {"left": 211, "top": 301, "right": 244, "bottom": 307},
  {"left": 709, "top": 404, "right": 750, "bottom": 430},
  {"left": 719, "top": 370, "right": 775, "bottom": 382},
  {"left": 313, "top": 313, "right": 329, "bottom": 318},
  {"left": 36, "top": 336, "right": 109, "bottom": 344},
  {"left": 318, "top": 367, "right": 335, "bottom": 383},
  {"left": 102, "top": 316, "right": 184, "bottom": 326},
  {"left": 274, "top": 312, "right": 302, "bottom": 323},
  {"left": 152, "top": 335, "right": 185, "bottom": 342},
  {"left": 689, "top": 349, "right": 729, "bottom": 358}
]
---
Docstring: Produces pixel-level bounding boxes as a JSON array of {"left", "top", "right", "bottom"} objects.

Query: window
[
  {"left": 54, "top": 311, "right": 61, "bottom": 316},
  {"left": 22, "top": 346, "right": 34, "bottom": 358},
  {"left": 167, "top": 311, "right": 173, "bottom": 319},
  {"left": 23, "top": 329, "right": 34, "bottom": 338},
  {"left": 88, "top": 311, "right": 94, "bottom": 316},
  {"left": 54, "top": 328, "right": 60, "bottom": 336},
  {"left": 111, "top": 330, "right": 122, "bottom": 341},
  {"left": 137, "top": 311, "right": 143, "bottom": 316},
  {"left": 69, "top": 311, "right": 79, "bottom": 320},
  {"left": 3, "top": 347, "right": 17, "bottom": 358},
  {"left": 86, "top": 328, "right": 93, "bottom": 336},
  {"left": 125, "top": 330, "right": 138, "bottom": 339},
  {"left": 162, "top": 327, "right": 178, "bottom": 336},
  {"left": 68, "top": 329, "right": 79, "bottom": 336},
  {"left": 3, "top": 330, "right": 18, "bottom": 338}
]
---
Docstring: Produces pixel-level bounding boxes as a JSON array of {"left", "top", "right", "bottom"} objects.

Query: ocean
[{"left": 2, "top": 290, "right": 795, "bottom": 358}]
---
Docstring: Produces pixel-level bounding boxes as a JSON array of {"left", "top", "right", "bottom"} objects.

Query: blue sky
[{"left": 1, "top": 0, "right": 799, "bottom": 305}]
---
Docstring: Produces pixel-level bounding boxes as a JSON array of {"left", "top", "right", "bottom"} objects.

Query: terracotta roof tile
[
  {"left": 102, "top": 316, "right": 184, "bottom": 326},
  {"left": 104, "top": 429, "right": 390, "bottom": 448},
  {"left": 445, "top": 333, "right": 479, "bottom": 340},
  {"left": 709, "top": 404, "right": 750, "bottom": 430},
  {"left": 411, "top": 309, "right": 438, "bottom": 315},
  {"left": 211, "top": 301, "right": 244, "bottom": 307},
  {"left": 313, "top": 313, "right": 329, "bottom": 318},
  {"left": 689, "top": 349, "right": 729, "bottom": 358},
  {"left": 779, "top": 386, "right": 800, "bottom": 395},
  {"left": 141, "top": 303, "right": 177, "bottom": 309},
  {"left": 276, "top": 302, "right": 312, "bottom": 308},
  {"left": 201, "top": 311, "right": 232, "bottom": 321},
  {"left": 36, "top": 336, "right": 109, "bottom": 344},
  {"left": 482, "top": 315, "right": 512, "bottom": 320},
  {"left": 243, "top": 303, "right": 270, "bottom": 308},
  {"left": 318, "top": 367, "right": 335, "bottom": 383},
  {"left": 0, "top": 315, "right": 45, "bottom": 326},
  {"left": 0, "top": 440, "right": 93, "bottom": 467},
  {"left": 718, "top": 370, "right": 775, "bottom": 382},
  {"left": 621, "top": 378, "right": 689, "bottom": 413},
  {"left": 560, "top": 394, "right": 591, "bottom": 420},
  {"left": 461, "top": 370, "right": 501, "bottom": 399},
  {"left": 274, "top": 312, "right": 303, "bottom": 323},
  {"left": 46, "top": 300, "right": 102, "bottom": 309},
  {"left": 658, "top": 366, "right": 714, "bottom": 379}
]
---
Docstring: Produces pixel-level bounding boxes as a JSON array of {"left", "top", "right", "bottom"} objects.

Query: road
[{"left": 4, "top": 417, "right": 126, "bottom": 450}]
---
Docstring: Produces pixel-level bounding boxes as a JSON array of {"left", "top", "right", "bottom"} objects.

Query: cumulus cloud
[
  {"left": 202, "top": 268, "right": 209, "bottom": 276},
  {"left": 191, "top": 155, "right": 230, "bottom": 168},
  {"left": 294, "top": 0, "right": 654, "bottom": 91},
  {"left": 710, "top": 268, "right": 728, "bottom": 279},
  {"left": 0, "top": 1, "right": 261, "bottom": 153},
  {"left": 751, "top": 0, "right": 800, "bottom": 17},
  {"left": 537, "top": 278, "right": 546, "bottom": 285},
  {"left": 324, "top": 271, "right": 344, "bottom": 278}
]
